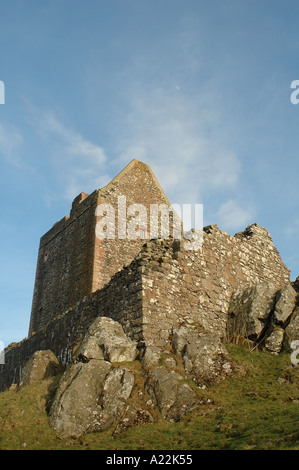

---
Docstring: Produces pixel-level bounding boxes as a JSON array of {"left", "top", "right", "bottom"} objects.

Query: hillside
[{"left": 0, "top": 344, "right": 298, "bottom": 451}]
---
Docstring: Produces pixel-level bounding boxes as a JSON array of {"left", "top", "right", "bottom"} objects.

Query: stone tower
[{"left": 29, "top": 160, "right": 171, "bottom": 336}]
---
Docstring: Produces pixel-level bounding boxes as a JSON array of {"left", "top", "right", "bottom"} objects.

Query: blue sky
[{"left": 0, "top": 0, "right": 299, "bottom": 346}]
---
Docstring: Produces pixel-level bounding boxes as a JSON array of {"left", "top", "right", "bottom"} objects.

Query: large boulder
[
  {"left": 172, "top": 327, "right": 245, "bottom": 387},
  {"left": 48, "top": 360, "right": 112, "bottom": 438},
  {"left": 145, "top": 366, "right": 199, "bottom": 421},
  {"left": 20, "top": 350, "right": 63, "bottom": 388},
  {"left": 273, "top": 284, "right": 297, "bottom": 325},
  {"left": 265, "top": 327, "right": 285, "bottom": 354},
  {"left": 49, "top": 317, "right": 139, "bottom": 438},
  {"left": 74, "top": 317, "right": 138, "bottom": 363},
  {"left": 141, "top": 345, "right": 161, "bottom": 369},
  {"left": 284, "top": 306, "right": 299, "bottom": 352},
  {"left": 97, "top": 368, "right": 135, "bottom": 431},
  {"left": 227, "top": 282, "right": 278, "bottom": 340}
]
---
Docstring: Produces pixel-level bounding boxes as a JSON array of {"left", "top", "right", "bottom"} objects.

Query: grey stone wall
[{"left": 141, "top": 224, "right": 290, "bottom": 349}]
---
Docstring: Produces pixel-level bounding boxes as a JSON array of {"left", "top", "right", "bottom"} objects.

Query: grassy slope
[{"left": 0, "top": 344, "right": 298, "bottom": 450}]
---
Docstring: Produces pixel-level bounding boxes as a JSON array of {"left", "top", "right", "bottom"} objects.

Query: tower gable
[{"left": 29, "top": 160, "right": 171, "bottom": 336}]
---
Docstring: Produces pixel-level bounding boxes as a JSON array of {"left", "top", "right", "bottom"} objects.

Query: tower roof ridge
[{"left": 98, "top": 159, "right": 171, "bottom": 205}]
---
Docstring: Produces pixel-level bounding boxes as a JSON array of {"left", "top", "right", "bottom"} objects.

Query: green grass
[{"left": 0, "top": 345, "right": 298, "bottom": 450}]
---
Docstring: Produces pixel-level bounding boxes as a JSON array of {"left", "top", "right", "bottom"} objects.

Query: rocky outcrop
[
  {"left": 49, "top": 361, "right": 136, "bottom": 438},
  {"left": 227, "top": 281, "right": 298, "bottom": 354},
  {"left": 227, "top": 282, "right": 278, "bottom": 340},
  {"left": 145, "top": 366, "right": 199, "bottom": 421},
  {"left": 98, "top": 368, "right": 135, "bottom": 430},
  {"left": 19, "top": 350, "right": 63, "bottom": 388},
  {"left": 172, "top": 327, "right": 245, "bottom": 387},
  {"left": 48, "top": 318, "right": 138, "bottom": 438},
  {"left": 273, "top": 284, "right": 297, "bottom": 325},
  {"left": 48, "top": 360, "right": 112, "bottom": 438},
  {"left": 284, "top": 305, "right": 299, "bottom": 352},
  {"left": 74, "top": 316, "right": 138, "bottom": 363},
  {"left": 45, "top": 316, "right": 244, "bottom": 438}
]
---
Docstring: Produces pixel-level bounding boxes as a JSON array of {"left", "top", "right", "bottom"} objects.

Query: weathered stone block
[
  {"left": 75, "top": 317, "right": 138, "bottom": 363},
  {"left": 265, "top": 327, "right": 285, "bottom": 354},
  {"left": 145, "top": 366, "right": 199, "bottom": 421},
  {"left": 273, "top": 284, "right": 297, "bottom": 325},
  {"left": 97, "top": 368, "right": 135, "bottom": 431},
  {"left": 48, "top": 360, "right": 112, "bottom": 438},
  {"left": 173, "top": 327, "right": 245, "bottom": 387},
  {"left": 19, "top": 350, "right": 63, "bottom": 388},
  {"left": 284, "top": 306, "right": 299, "bottom": 352},
  {"left": 227, "top": 282, "right": 278, "bottom": 340}
]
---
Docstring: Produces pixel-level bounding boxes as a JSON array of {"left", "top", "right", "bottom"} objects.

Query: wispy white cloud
[
  {"left": 28, "top": 109, "right": 109, "bottom": 201},
  {"left": 216, "top": 199, "right": 254, "bottom": 232},
  {"left": 285, "top": 218, "right": 299, "bottom": 238},
  {"left": 40, "top": 113, "right": 109, "bottom": 199},
  {"left": 0, "top": 123, "right": 24, "bottom": 168},
  {"left": 116, "top": 85, "right": 241, "bottom": 204},
  {"left": 41, "top": 114, "right": 106, "bottom": 165}
]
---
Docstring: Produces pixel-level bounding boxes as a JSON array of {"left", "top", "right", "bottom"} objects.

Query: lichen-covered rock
[
  {"left": 265, "top": 327, "right": 285, "bottom": 354},
  {"left": 284, "top": 306, "right": 299, "bottom": 352},
  {"left": 97, "top": 368, "right": 134, "bottom": 431},
  {"left": 273, "top": 284, "right": 297, "bottom": 325},
  {"left": 173, "top": 327, "right": 245, "bottom": 387},
  {"left": 227, "top": 282, "right": 278, "bottom": 340},
  {"left": 19, "top": 350, "right": 63, "bottom": 388},
  {"left": 172, "top": 326, "right": 196, "bottom": 356},
  {"left": 145, "top": 366, "right": 199, "bottom": 421},
  {"left": 75, "top": 317, "right": 138, "bottom": 363},
  {"left": 48, "top": 360, "right": 112, "bottom": 438},
  {"left": 49, "top": 318, "right": 139, "bottom": 438},
  {"left": 141, "top": 345, "right": 161, "bottom": 369}
]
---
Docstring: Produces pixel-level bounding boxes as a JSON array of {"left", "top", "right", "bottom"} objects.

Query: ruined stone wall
[{"left": 141, "top": 224, "right": 291, "bottom": 349}]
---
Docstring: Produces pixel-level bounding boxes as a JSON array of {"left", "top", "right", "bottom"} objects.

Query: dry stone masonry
[{"left": 0, "top": 159, "right": 298, "bottom": 437}]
